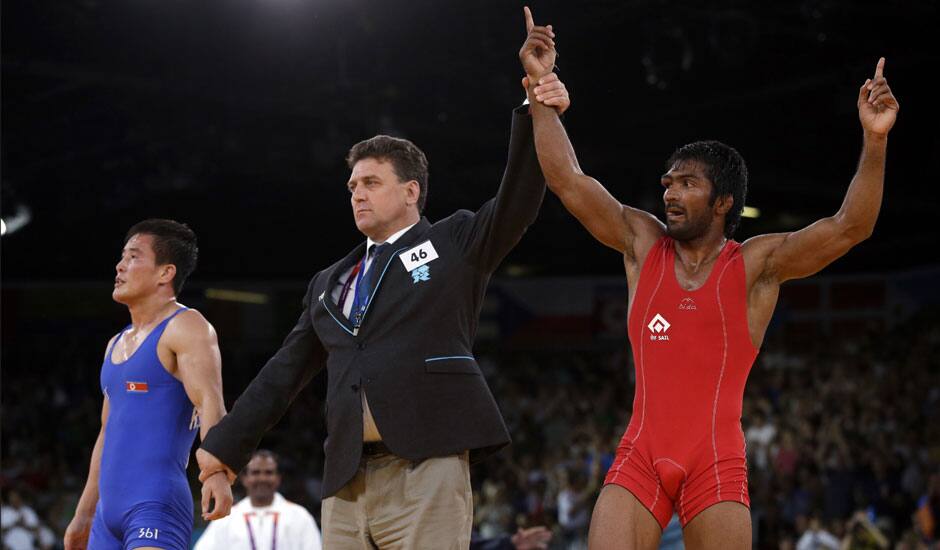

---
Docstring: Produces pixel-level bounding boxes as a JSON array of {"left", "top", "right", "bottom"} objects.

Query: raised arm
[
  {"left": 449, "top": 100, "right": 546, "bottom": 273},
  {"left": 521, "top": 8, "right": 664, "bottom": 261},
  {"left": 747, "top": 58, "right": 898, "bottom": 283},
  {"left": 64, "top": 389, "right": 110, "bottom": 550}
]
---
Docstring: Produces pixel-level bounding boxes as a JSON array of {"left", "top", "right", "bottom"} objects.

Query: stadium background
[{"left": 2, "top": 0, "right": 938, "bottom": 548}]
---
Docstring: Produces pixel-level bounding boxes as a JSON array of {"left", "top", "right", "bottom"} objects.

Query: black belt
[{"left": 362, "top": 441, "right": 392, "bottom": 457}]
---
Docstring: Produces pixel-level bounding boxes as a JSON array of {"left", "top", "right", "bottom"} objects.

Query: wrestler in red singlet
[
  {"left": 605, "top": 237, "right": 757, "bottom": 529},
  {"left": 521, "top": 13, "right": 898, "bottom": 544}
]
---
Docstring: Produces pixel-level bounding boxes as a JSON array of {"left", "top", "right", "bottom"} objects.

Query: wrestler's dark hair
[
  {"left": 125, "top": 219, "right": 198, "bottom": 295},
  {"left": 666, "top": 140, "right": 748, "bottom": 239},
  {"left": 346, "top": 135, "right": 429, "bottom": 213}
]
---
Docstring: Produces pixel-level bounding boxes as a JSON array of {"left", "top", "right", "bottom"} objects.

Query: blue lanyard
[{"left": 350, "top": 255, "right": 371, "bottom": 327}]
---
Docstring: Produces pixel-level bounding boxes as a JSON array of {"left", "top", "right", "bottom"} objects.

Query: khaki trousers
[{"left": 321, "top": 452, "right": 472, "bottom": 549}]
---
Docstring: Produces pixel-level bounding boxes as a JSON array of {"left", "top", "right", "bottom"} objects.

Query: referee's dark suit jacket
[{"left": 201, "top": 105, "right": 545, "bottom": 499}]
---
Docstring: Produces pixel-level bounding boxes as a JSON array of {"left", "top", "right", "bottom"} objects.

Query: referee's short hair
[{"left": 346, "top": 135, "right": 429, "bottom": 213}]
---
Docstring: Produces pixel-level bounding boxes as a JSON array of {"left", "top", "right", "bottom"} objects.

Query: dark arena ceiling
[{"left": 2, "top": 0, "right": 938, "bottom": 281}]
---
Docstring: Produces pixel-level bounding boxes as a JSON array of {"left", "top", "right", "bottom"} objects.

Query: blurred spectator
[
  {"left": 556, "top": 454, "right": 600, "bottom": 548},
  {"left": 471, "top": 526, "right": 553, "bottom": 550},
  {"left": 773, "top": 431, "right": 801, "bottom": 477},
  {"left": 747, "top": 411, "right": 778, "bottom": 472},
  {"left": 476, "top": 479, "right": 516, "bottom": 539},
  {"left": 3, "top": 306, "right": 938, "bottom": 549},
  {"left": 841, "top": 510, "right": 889, "bottom": 549},
  {"left": 194, "top": 450, "right": 321, "bottom": 550},
  {"left": 1, "top": 489, "right": 56, "bottom": 550},
  {"left": 912, "top": 473, "right": 939, "bottom": 545},
  {"left": 796, "top": 514, "right": 840, "bottom": 550}
]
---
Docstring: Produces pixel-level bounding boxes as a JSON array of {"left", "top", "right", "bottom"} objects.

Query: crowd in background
[
  {"left": 2, "top": 309, "right": 938, "bottom": 549},
  {"left": 467, "top": 310, "right": 940, "bottom": 549}
]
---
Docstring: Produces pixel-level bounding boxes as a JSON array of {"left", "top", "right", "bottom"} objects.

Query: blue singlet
[{"left": 90, "top": 307, "right": 197, "bottom": 550}]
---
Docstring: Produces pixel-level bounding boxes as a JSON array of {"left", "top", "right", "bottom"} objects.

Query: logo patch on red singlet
[
  {"left": 679, "top": 297, "right": 697, "bottom": 311},
  {"left": 125, "top": 381, "right": 149, "bottom": 393},
  {"left": 648, "top": 313, "right": 671, "bottom": 341}
]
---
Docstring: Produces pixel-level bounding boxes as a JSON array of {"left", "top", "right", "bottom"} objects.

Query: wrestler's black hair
[
  {"left": 125, "top": 219, "right": 198, "bottom": 295},
  {"left": 346, "top": 135, "right": 429, "bottom": 213},
  {"left": 666, "top": 140, "right": 748, "bottom": 239}
]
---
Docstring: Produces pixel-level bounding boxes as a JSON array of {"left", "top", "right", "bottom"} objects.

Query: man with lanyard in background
[{"left": 195, "top": 450, "right": 322, "bottom": 550}]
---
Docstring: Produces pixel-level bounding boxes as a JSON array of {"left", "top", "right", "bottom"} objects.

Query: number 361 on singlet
[{"left": 138, "top": 528, "right": 159, "bottom": 539}]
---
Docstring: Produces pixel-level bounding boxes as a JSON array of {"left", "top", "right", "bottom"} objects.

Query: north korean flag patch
[{"left": 125, "top": 381, "right": 149, "bottom": 393}]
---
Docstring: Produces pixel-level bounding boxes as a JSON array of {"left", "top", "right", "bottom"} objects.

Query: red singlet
[{"left": 604, "top": 237, "right": 758, "bottom": 529}]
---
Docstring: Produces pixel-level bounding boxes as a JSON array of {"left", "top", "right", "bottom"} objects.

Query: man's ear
[
  {"left": 715, "top": 194, "right": 734, "bottom": 217},
  {"left": 158, "top": 264, "right": 177, "bottom": 288},
  {"left": 405, "top": 180, "right": 420, "bottom": 207}
]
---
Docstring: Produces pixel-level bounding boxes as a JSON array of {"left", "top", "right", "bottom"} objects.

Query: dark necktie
[{"left": 350, "top": 243, "right": 388, "bottom": 327}]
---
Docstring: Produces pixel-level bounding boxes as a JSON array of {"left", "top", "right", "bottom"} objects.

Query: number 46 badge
[{"left": 399, "top": 240, "right": 438, "bottom": 284}]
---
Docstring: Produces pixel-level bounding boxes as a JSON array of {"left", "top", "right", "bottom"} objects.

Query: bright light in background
[
  {"left": 742, "top": 206, "right": 761, "bottom": 219},
  {"left": 0, "top": 204, "right": 32, "bottom": 236}
]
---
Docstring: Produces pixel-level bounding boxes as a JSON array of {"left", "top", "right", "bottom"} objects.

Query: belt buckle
[{"left": 363, "top": 441, "right": 388, "bottom": 457}]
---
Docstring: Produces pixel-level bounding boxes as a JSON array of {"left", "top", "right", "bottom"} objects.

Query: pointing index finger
[
  {"left": 874, "top": 57, "right": 885, "bottom": 80},
  {"left": 524, "top": 6, "right": 535, "bottom": 33}
]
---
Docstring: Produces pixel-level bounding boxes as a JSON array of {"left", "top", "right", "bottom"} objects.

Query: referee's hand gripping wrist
[
  {"left": 199, "top": 467, "right": 237, "bottom": 485},
  {"left": 196, "top": 448, "right": 237, "bottom": 485}
]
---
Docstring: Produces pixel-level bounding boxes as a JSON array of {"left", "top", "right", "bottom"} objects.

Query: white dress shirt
[
  {"left": 327, "top": 222, "right": 417, "bottom": 442},
  {"left": 331, "top": 222, "right": 418, "bottom": 318},
  {"left": 194, "top": 493, "right": 321, "bottom": 550}
]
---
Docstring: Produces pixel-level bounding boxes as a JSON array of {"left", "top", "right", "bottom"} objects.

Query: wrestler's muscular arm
[
  {"left": 521, "top": 8, "right": 664, "bottom": 288},
  {"left": 64, "top": 338, "right": 115, "bottom": 550},
  {"left": 742, "top": 58, "right": 898, "bottom": 346},
  {"left": 162, "top": 310, "right": 233, "bottom": 520}
]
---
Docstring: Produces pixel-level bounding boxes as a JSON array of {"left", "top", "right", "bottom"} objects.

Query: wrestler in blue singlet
[{"left": 89, "top": 307, "right": 198, "bottom": 550}]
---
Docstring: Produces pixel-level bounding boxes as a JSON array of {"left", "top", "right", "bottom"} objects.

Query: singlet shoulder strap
[
  {"left": 716, "top": 239, "right": 743, "bottom": 265},
  {"left": 105, "top": 324, "right": 133, "bottom": 363},
  {"left": 145, "top": 306, "right": 191, "bottom": 343},
  {"left": 156, "top": 306, "right": 189, "bottom": 331},
  {"left": 652, "top": 236, "right": 673, "bottom": 259},
  {"left": 141, "top": 306, "right": 191, "bottom": 358},
  {"left": 648, "top": 236, "right": 673, "bottom": 267},
  {"left": 167, "top": 306, "right": 190, "bottom": 320}
]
